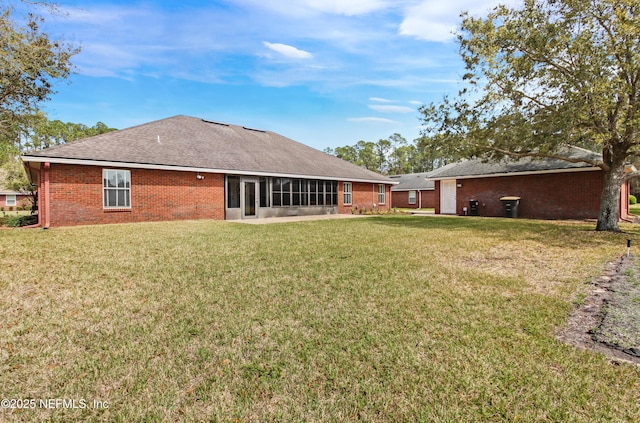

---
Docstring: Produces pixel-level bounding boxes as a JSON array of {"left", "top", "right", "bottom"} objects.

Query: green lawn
[
  {"left": 1, "top": 216, "right": 640, "bottom": 421},
  {"left": 630, "top": 203, "right": 640, "bottom": 216}
]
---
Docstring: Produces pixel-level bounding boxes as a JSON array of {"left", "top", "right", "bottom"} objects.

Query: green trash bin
[{"left": 500, "top": 196, "right": 521, "bottom": 218}]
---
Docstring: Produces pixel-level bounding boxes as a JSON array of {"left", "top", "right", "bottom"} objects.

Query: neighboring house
[
  {"left": 21, "top": 115, "right": 395, "bottom": 227},
  {"left": 390, "top": 172, "right": 437, "bottom": 209},
  {"left": 0, "top": 191, "right": 29, "bottom": 209},
  {"left": 0, "top": 169, "right": 30, "bottom": 210},
  {"left": 426, "top": 146, "right": 631, "bottom": 220}
]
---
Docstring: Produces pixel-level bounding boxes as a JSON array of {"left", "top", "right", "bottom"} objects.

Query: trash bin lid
[{"left": 500, "top": 196, "right": 521, "bottom": 201}]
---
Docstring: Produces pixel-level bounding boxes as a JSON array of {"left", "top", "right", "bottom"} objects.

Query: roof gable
[
  {"left": 22, "top": 115, "right": 392, "bottom": 183},
  {"left": 390, "top": 172, "right": 435, "bottom": 191}
]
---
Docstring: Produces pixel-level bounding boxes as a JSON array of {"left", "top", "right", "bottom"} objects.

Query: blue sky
[{"left": 28, "top": 0, "right": 515, "bottom": 150}]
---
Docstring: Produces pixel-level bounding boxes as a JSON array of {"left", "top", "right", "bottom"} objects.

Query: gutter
[
  {"left": 22, "top": 155, "right": 398, "bottom": 186},
  {"left": 43, "top": 162, "right": 50, "bottom": 228}
]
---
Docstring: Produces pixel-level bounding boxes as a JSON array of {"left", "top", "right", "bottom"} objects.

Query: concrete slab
[{"left": 228, "top": 214, "right": 375, "bottom": 225}]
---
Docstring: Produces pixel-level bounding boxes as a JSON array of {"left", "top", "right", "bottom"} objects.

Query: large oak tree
[
  {"left": 420, "top": 0, "right": 640, "bottom": 231},
  {"left": 0, "top": 3, "right": 78, "bottom": 160}
]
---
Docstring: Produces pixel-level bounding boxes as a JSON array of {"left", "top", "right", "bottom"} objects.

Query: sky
[{"left": 23, "top": 0, "right": 516, "bottom": 151}]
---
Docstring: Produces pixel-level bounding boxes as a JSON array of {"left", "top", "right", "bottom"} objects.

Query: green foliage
[
  {"left": 15, "top": 112, "right": 116, "bottom": 152},
  {"left": 0, "top": 5, "right": 79, "bottom": 154},
  {"left": 3, "top": 214, "right": 37, "bottom": 227},
  {"left": 420, "top": 0, "right": 640, "bottom": 231},
  {"left": 326, "top": 133, "right": 463, "bottom": 175},
  {"left": 630, "top": 195, "right": 637, "bottom": 205}
]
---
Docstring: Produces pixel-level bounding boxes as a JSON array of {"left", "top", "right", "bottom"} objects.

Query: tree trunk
[{"left": 596, "top": 155, "right": 626, "bottom": 232}]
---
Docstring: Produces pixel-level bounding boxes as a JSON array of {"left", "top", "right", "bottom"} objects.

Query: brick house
[
  {"left": 426, "top": 147, "right": 632, "bottom": 220},
  {"left": 21, "top": 116, "right": 395, "bottom": 227},
  {"left": 0, "top": 169, "right": 31, "bottom": 211},
  {"left": 390, "top": 172, "right": 438, "bottom": 209},
  {"left": 0, "top": 190, "right": 30, "bottom": 210}
]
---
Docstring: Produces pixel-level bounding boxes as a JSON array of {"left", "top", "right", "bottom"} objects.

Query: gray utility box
[{"left": 500, "top": 196, "right": 521, "bottom": 218}]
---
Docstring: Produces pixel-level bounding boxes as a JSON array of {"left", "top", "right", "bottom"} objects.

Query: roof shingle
[
  {"left": 427, "top": 146, "right": 602, "bottom": 180},
  {"left": 22, "top": 115, "right": 392, "bottom": 183}
]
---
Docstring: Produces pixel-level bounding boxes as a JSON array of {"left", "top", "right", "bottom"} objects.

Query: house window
[
  {"left": 6, "top": 194, "right": 16, "bottom": 207},
  {"left": 408, "top": 190, "right": 416, "bottom": 205},
  {"left": 378, "top": 184, "right": 386, "bottom": 205},
  {"left": 344, "top": 182, "right": 352, "bottom": 205},
  {"left": 271, "top": 178, "right": 338, "bottom": 207},
  {"left": 227, "top": 176, "right": 240, "bottom": 208},
  {"left": 259, "top": 177, "right": 270, "bottom": 207},
  {"left": 103, "top": 169, "right": 131, "bottom": 208}
]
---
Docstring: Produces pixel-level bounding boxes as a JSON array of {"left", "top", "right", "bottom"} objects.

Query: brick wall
[
  {"left": 43, "top": 164, "right": 225, "bottom": 227},
  {"left": 391, "top": 190, "right": 437, "bottom": 209},
  {"left": 452, "top": 170, "right": 604, "bottom": 219},
  {"left": 339, "top": 182, "right": 391, "bottom": 214},
  {"left": 39, "top": 165, "right": 392, "bottom": 226}
]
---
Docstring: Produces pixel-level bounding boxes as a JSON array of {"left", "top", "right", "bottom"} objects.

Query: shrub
[
  {"left": 0, "top": 207, "right": 3, "bottom": 212},
  {"left": 8, "top": 206, "right": 13, "bottom": 211},
  {"left": 631, "top": 195, "right": 637, "bottom": 205},
  {"left": 5, "top": 215, "right": 38, "bottom": 227}
]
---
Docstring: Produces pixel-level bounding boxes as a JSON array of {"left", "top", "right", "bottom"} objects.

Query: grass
[
  {"left": 631, "top": 203, "right": 640, "bottom": 216},
  {"left": 1, "top": 216, "right": 640, "bottom": 421}
]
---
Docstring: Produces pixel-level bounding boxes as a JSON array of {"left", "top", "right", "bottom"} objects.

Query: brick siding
[
  {"left": 391, "top": 190, "right": 437, "bottom": 209},
  {"left": 41, "top": 164, "right": 225, "bottom": 227},
  {"left": 38, "top": 164, "right": 391, "bottom": 226},
  {"left": 443, "top": 170, "right": 611, "bottom": 219},
  {"left": 339, "top": 182, "right": 391, "bottom": 214}
]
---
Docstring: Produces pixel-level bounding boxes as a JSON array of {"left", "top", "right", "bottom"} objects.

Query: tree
[
  {"left": 420, "top": 0, "right": 640, "bottom": 231},
  {"left": 1, "top": 115, "right": 116, "bottom": 209},
  {"left": 0, "top": 4, "right": 79, "bottom": 154}
]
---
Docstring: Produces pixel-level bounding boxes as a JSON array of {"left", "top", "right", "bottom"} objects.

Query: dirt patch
[{"left": 557, "top": 254, "right": 640, "bottom": 365}]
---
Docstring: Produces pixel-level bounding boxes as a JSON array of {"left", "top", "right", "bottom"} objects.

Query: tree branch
[{"left": 487, "top": 146, "right": 607, "bottom": 170}]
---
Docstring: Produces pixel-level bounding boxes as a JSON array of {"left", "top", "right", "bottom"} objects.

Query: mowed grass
[{"left": 1, "top": 216, "right": 640, "bottom": 422}]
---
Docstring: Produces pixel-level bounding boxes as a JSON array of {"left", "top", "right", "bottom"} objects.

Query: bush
[
  {"left": 4, "top": 215, "right": 38, "bottom": 227},
  {"left": 631, "top": 195, "right": 637, "bottom": 205},
  {"left": 8, "top": 206, "right": 13, "bottom": 211}
]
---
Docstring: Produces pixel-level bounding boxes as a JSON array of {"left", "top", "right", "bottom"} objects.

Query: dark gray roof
[
  {"left": 390, "top": 172, "right": 435, "bottom": 191},
  {"left": 22, "top": 115, "right": 392, "bottom": 183},
  {"left": 427, "top": 146, "right": 601, "bottom": 180}
]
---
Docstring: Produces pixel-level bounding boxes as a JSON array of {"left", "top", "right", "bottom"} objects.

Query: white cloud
[
  {"left": 369, "top": 97, "right": 396, "bottom": 103},
  {"left": 229, "top": 0, "right": 388, "bottom": 17},
  {"left": 348, "top": 117, "right": 399, "bottom": 123},
  {"left": 304, "top": 0, "right": 389, "bottom": 16},
  {"left": 399, "top": 0, "right": 521, "bottom": 42},
  {"left": 263, "top": 42, "right": 313, "bottom": 59},
  {"left": 369, "top": 104, "right": 415, "bottom": 113}
]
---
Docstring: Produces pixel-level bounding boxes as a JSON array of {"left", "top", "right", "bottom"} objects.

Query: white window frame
[
  {"left": 6, "top": 194, "right": 16, "bottom": 207},
  {"left": 378, "top": 184, "right": 386, "bottom": 205},
  {"left": 408, "top": 190, "right": 416, "bottom": 205},
  {"left": 343, "top": 182, "right": 352, "bottom": 205},
  {"left": 103, "top": 169, "right": 131, "bottom": 209}
]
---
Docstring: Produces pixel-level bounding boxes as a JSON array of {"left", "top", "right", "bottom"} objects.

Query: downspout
[
  {"left": 418, "top": 190, "right": 422, "bottom": 209},
  {"left": 21, "top": 165, "right": 42, "bottom": 228},
  {"left": 43, "top": 162, "right": 50, "bottom": 229}
]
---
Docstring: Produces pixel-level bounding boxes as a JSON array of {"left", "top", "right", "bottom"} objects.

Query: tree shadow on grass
[{"left": 368, "top": 214, "right": 640, "bottom": 250}]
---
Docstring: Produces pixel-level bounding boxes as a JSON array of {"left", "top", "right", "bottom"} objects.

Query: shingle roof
[
  {"left": 427, "top": 146, "right": 602, "bottom": 180},
  {"left": 22, "top": 115, "right": 393, "bottom": 184},
  {"left": 390, "top": 172, "right": 435, "bottom": 191}
]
